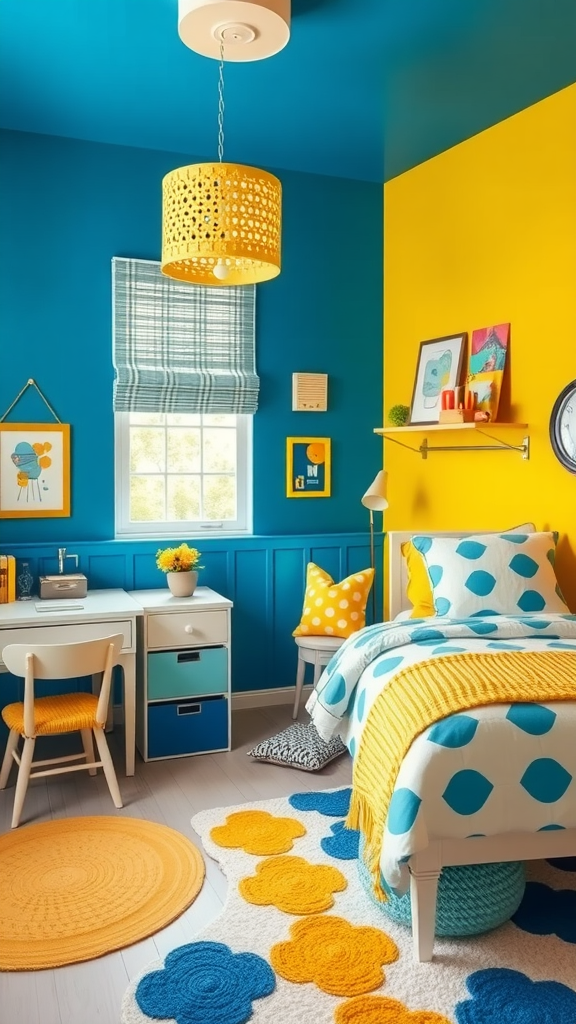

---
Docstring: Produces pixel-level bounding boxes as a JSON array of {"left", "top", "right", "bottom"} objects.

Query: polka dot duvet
[{"left": 306, "top": 613, "right": 576, "bottom": 895}]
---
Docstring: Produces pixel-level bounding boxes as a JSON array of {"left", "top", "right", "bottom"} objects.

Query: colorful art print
[
  {"left": 468, "top": 323, "right": 510, "bottom": 420},
  {"left": 0, "top": 423, "right": 70, "bottom": 518},
  {"left": 286, "top": 437, "right": 331, "bottom": 498},
  {"left": 409, "top": 333, "right": 467, "bottom": 425}
]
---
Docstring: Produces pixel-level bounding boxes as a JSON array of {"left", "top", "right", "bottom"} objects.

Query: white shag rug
[{"left": 121, "top": 788, "right": 576, "bottom": 1024}]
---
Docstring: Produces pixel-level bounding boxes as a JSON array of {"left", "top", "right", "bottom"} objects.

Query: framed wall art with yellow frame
[
  {"left": 0, "top": 423, "right": 71, "bottom": 518},
  {"left": 286, "top": 437, "right": 331, "bottom": 498}
]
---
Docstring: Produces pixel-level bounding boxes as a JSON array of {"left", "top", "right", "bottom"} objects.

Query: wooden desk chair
[{"left": 0, "top": 634, "right": 124, "bottom": 828}]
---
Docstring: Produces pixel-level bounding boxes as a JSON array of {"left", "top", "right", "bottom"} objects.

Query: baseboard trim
[{"left": 231, "top": 684, "right": 313, "bottom": 711}]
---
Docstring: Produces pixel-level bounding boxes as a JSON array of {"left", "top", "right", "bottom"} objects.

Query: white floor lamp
[{"left": 361, "top": 470, "right": 388, "bottom": 621}]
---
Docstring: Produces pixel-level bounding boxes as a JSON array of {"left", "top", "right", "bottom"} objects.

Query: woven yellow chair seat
[{"left": 2, "top": 692, "right": 102, "bottom": 736}]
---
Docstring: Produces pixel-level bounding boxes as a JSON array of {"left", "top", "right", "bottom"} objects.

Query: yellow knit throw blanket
[{"left": 346, "top": 650, "right": 576, "bottom": 899}]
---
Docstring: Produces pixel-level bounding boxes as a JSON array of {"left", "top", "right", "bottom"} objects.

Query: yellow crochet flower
[
  {"left": 270, "top": 915, "right": 398, "bottom": 996},
  {"left": 335, "top": 995, "right": 453, "bottom": 1024},
  {"left": 239, "top": 855, "right": 347, "bottom": 914},
  {"left": 210, "top": 810, "right": 306, "bottom": 855}
]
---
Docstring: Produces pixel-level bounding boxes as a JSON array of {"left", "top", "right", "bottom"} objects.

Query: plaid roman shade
[{"left": 112, "top": 257, "right": 258, "bottom": 414}]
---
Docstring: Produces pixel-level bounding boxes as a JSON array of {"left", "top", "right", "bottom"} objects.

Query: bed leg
[{"left": 410, "top": 867, "right": 440, "bottom": 962}]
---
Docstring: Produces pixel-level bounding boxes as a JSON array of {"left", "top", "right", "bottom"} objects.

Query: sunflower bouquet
[{"left": 155, "top": 543, "right": 203, "bottom": 574}]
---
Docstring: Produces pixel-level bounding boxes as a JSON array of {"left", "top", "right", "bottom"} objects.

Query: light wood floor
[{"left": 0, "top": 705, "right": 352, "bottom": 1024}]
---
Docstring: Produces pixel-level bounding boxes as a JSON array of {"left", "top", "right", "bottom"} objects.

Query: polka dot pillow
[
  {"left": 293, "top": 562, "right": 375, "bottom": 639},
  {"left": 412, "top": 531, "right": 567, "bottom": 618}
]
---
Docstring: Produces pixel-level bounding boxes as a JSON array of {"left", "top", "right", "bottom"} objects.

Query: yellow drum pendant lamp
[
  {"left": 161, "top": 161, "right": 281, "bottom": 286},
  {"left": 161, "top": 7, "right": 283, "bottom": 286}
]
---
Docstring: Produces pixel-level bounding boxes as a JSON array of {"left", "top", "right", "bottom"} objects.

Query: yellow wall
[{"left": 384, "top": 84, "right": 576, "bottom": 609}]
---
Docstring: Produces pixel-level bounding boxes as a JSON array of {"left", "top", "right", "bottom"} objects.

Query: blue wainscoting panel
[{"left": 2, "top": 533, "right": 383, "bottom": 696}]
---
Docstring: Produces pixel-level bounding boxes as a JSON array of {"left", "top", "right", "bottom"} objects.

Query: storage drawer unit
[
  {"left": 130, "top": 586, "right": 232, "bottom": 761},
  {"left": 147, "top": 646, "right": 228, "bottom": 700},
  {"left": 147, "top": 695, "right": 229, "bottom": 760}
]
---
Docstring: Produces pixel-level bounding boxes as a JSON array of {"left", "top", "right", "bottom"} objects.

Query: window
[
  {"left": 112, "top": 258, "right": 257, "bottom": 538},
  {"left": 115, "top": 412, "right": 252, "bottom": 537}
]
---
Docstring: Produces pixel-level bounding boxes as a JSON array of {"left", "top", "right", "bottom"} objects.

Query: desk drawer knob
[{"left": 184, "top": 624, "right": 194, "bottom": 634}]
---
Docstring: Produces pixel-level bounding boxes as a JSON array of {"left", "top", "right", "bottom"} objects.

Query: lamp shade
[
  {"left": 361, "top": 470, "right": 388, "bottom": 511},
  {"left": 161, "top": 162, "right": 282, "bottom": 286}
]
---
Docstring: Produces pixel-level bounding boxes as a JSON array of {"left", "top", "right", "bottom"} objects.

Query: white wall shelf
[{"left": 374, "top": 423, "right": 530, "bottom": 460}]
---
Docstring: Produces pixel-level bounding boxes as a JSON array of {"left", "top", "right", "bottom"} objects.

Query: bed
[{"left": 306, "top": 529, "right": 576, "bottom": 961}]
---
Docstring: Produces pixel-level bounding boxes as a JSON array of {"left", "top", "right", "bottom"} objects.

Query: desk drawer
[
  {"left": 0, "top": 620, "right": 133, "bottom": 663},
  {"left": 147, "top": 610, "right": 228, "bottom": 650},
  {"left": 148, "top": 647, "right": 228, "bottom": 700},
  {"left": 147, "top": 695, "right": 229, "bottom": 759}
]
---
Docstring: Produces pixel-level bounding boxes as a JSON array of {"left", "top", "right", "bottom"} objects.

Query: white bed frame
[{"left": 386, "top": 530, "right": 576, "bottom": 961}]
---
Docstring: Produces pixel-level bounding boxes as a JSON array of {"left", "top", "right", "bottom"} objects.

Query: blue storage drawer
[
  {"left": 148, "top": 646, "right": 228, "bottom": 700},
  {"left": 147, "top": 694, "right": 229, "bottom": 759}
]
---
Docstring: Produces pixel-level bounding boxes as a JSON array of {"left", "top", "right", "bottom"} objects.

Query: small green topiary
[{"left": 388, "top": 404, "right": 410, "bottom": 426}]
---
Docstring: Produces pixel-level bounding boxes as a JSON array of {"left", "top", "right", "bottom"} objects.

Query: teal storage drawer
[{"left": 148, "top": 646, "right": 228, "bottom": 700}]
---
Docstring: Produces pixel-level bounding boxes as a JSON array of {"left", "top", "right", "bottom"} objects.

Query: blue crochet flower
[
  {"left": 455, "top": 968, "right": 576, "bottom": 1024},
  {"left": 289, "top": 788, "right": 352, "bottom": 817},
  {"left": 512, "top": 882, "right": 576, "bottom": 943},
  {"left": 135, "top": 941, "right": 275, "bottom": 1024},
  {"left": 320, "top": 820, "right": 360, "bottom": 859}
]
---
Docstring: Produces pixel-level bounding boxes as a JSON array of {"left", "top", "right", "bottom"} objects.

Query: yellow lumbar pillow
[
  {"left": 401, "top": 541, "right": 435, "bottom": 618},
  {"left": 293, "top": 563, "right": 375, "bottom": 639}
]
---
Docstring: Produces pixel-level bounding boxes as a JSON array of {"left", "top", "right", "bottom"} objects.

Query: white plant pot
[{"left": 166, "top": 571, "right": 198, "bottom": 598}]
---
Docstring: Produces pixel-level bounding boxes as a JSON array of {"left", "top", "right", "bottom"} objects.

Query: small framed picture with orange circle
[{"left": 286, "top": 437, "right": 331, "bottom": 497}]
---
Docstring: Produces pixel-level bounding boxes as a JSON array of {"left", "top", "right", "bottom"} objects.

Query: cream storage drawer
[
  {"left": 147, "top": 610, "right": 228, "bottom": 650},
  {"left": 0, "top": 619, "right": 133, "bottom": 662}
]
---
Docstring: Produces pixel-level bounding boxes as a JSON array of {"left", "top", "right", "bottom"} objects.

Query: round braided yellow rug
[{"left": 0, "top": 816, "right": 205, "bottom": 971}]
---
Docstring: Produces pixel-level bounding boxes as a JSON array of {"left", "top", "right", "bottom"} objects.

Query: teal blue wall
[{"left": 0, "top": 129, "right": 383, "bottom": 542}]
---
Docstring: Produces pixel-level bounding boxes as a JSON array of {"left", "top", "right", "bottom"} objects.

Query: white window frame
[{"left": 114, "top": 412, "right": 253, "bottom": 539}]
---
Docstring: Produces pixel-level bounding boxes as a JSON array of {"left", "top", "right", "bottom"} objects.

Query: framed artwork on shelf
[
  {"left": 467, "top": 323, "right": 510, "bottom": 422},
  {"left": 286, "top": 437, "right": 331, "bottom": 498},
  {"left": 0, "top": 422, "right": 71, "bottom": 518},
  {"left": 409, "top": 333, "right": 467, "bottom": 425}
]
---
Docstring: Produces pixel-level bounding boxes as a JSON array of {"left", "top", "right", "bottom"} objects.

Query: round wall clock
[{"left": 550, "top": 380, "right": 576, "bottom": 473}]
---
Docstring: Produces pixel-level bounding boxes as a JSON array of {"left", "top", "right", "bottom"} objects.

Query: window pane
[
  {"left": 167, "top": 428, "right": 201, "bottom": 473},
  {"left": 130, "top": 476, "right": 165, "bottom": 521},
  {"left": 204, "top": 475, "right": 236, "bottom": 520},
  {"left": 130, "top": 428, "right": 165, "bottom": 472},
  {"left": 203, "top": 428, "right": 236, "bottom": 473},
  {"left": 203, "top": 414, "right": 236, "bottom": 426},
  {"left": 129, "top": 412, "right": 165, "bottom": 426},
  {"left": 167, "top": 476, "right": 201, "bottom": 520},
  {"left": 166, "top": 413, "right": 201, "bottom": 426}
]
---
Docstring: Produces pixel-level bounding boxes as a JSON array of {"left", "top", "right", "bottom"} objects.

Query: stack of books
[{"left": 0, "top": 555, "right": 16, "bottom": 603}]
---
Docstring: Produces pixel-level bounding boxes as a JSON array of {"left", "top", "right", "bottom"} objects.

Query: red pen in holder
[{"left": 441, "top": 389, "right": 455, "bottom": 410}]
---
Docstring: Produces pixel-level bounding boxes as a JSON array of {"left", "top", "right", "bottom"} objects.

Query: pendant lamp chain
[{"left": 217, "top": 41, "right": 225, "bottom": 162}]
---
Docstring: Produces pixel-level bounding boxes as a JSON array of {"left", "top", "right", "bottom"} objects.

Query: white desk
[{"left": 0, "top": 590, "right": 142, "bottom": 776}]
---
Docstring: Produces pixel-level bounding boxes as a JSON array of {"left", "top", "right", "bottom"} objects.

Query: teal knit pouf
[{"left": 357, "top": 841, "right": 525, "bottom": 937}]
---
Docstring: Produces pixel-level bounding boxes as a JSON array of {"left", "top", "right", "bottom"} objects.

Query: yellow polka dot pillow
[{"left": 293, "top": 563, "right": 375, "bottom": 639}]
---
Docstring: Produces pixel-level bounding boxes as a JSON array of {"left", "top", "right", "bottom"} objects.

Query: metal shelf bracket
[{"left": 382, "top": 432, "right": 530, "bottom": 461}]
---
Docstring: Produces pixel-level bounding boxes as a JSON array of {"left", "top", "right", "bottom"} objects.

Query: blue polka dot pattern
[
  {"left": 456, "top": 540, "right": 487, "bottom": 560},
  {"left": 372, "top": 655, "right": 404, "bottom": 677},
  {"left": 509, "top": 553, "right": 540, "bottom": 579},
  {"left": 289, "top": 788, "right": 351, "bottom": 817},
  {"left": 520, "top": 759, "right": 572, "bottom": 803},
  {"left": 539, "top": 824, "right": 565, "bottom": 831},
  {"left": 413, "top": 535, "right": 432, "bottom": 554},
  {"left": 517, "top": 590, "right": 546, "bottom": 612},
  {"left": 512, "top": 881, "right": 576, "bottom": 943},
  {"left": 428, "top": 714, "right": 479, "bottom": 748},
  {"left": 443, "top": 770, "right": 494, "bottom": 815},
  {"left": 387, "top": 787, "right": 422, "bottom": 835},
  {"left": 320, "top": 820, "right": 360, "bottom": 860},
  {"left": 467, "top": 621, "right": 498, "bottom": 635},
  {"left": 322, "top": 673, "right": 346, "bottom": 705},
  {"left": 455, "top": 968, "right": 576, "bottom": 1024},
  {"left": 435, "top": 597, "right": 452, "bottom": 616},
  {"left": 465, "top": 570, "right": 496, "bottom": 597},
  {"left": 348, "top": 736, "right": 356, "bottom": 757},
  {"left": 469, "top": 609, "right": 500, "bottom": 617},
  {"left": 356, "top": 688, "right": 366, "bottom": 721},
  {"left": 432, "top": 645, "right": 467, "bottom": 654},
  {"left": 506, "top": 703, "right": 557, "bottom": 735},
  {"left": 135, "top": 942, "right": 275, "bottom": 1024},
  {"left": 409, "top": 628, "right": 446, "bottom": 642},
  {"left": 487, "top": 641, "right": 525, "bottom": 651},
  {"left": 500, "top": 534, "right": 529, "bottom": 543},
  {"left": 518, "top": 618, "right": 551, "bottom": 629},
  {"left": 428, "top": 564, "right": 443, "bottom": 587},
  {"left": 547, "top": 641, "right": 576, "bottom": 650}
]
